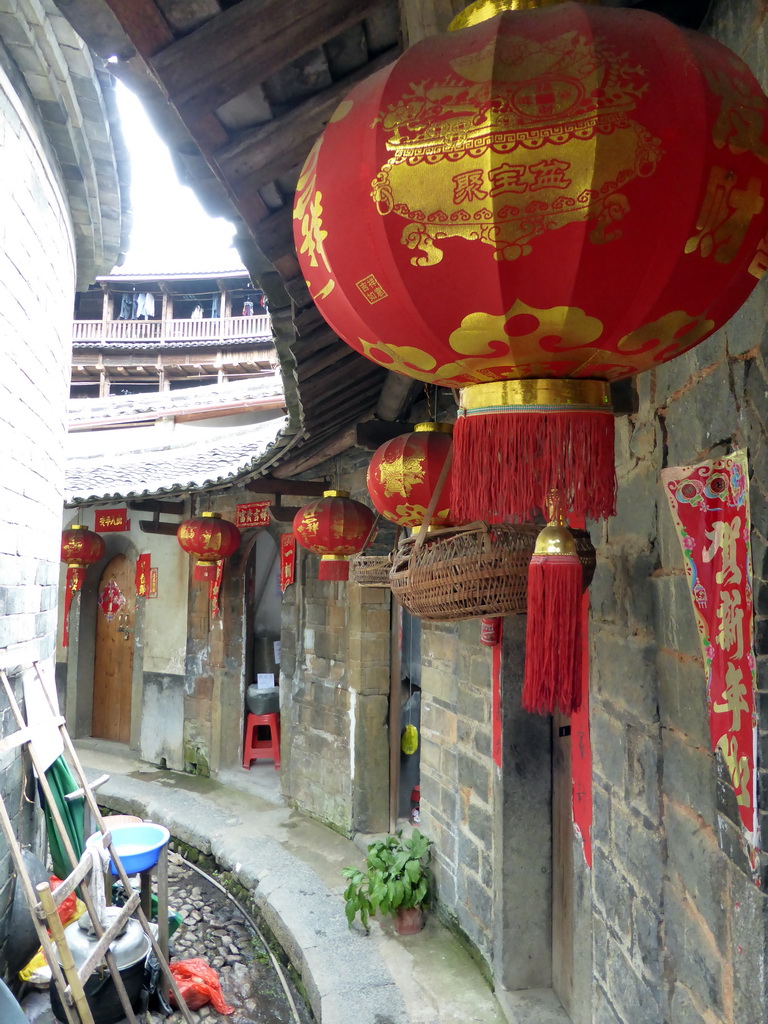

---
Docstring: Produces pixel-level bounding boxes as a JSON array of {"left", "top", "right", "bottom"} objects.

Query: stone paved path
[{"left": 148, "top": 852, "right": 312, "bottom": 1024}]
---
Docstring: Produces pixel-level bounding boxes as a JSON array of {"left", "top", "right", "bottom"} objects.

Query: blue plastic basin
[{"left": 88, "top": 822, "right": 170, "bottom": 875}]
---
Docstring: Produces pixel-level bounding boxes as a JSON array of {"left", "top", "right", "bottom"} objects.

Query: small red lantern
[
  {"left": 177, "top": 511, "right": 241, "bottom": 564},
  {"left": 367, "top": 423, "right": 454, "bottom": 530},
  {"left": 177, "top": 512, "right": 240, "bottom": 616},
  {"left": 61, "top": 525, "right": 105, "bottom": 647},
  {"left": 61, "top": 524, "right": 106, "bottom": 568},
  {"left": 293, "top": 490, "right": 376, "bottom": 581}
]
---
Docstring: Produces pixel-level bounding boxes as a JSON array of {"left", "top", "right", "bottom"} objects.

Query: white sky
[{"left": 115, "top": 82, "right": 244, "bottom": 274}]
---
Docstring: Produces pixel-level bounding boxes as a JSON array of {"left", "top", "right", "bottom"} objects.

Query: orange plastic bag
[
  {"left": 169, "top": 958, "right": 234, "bottom": 1014},
  {"left": 49, "top": 877, "right": 77, "bottom": 926}
]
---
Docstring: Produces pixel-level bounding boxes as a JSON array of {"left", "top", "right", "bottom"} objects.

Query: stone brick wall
[
  {"left": 419, "top": 618, "right": 496, "bottom": 959},
  {"left": 0, "top": 31, "right": 78, "bottom": 977},
  {"left": 279, "top": 454, "right": 391, "bottom": 835},
  {"left": 0, "top": 8, "right": 123, "bottom": 976},
  {"left": 589, "top": 10, "right": 768, "bottom": 1024}
]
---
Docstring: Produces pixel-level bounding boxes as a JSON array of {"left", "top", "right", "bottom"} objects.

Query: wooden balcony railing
[{"left": 73, "top": 314, "right": 273, "bottom": 345}]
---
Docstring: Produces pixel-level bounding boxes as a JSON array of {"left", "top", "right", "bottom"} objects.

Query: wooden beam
[
  {"left": 152, "top": 0, "right": 390, "bottom": 116},
  {"left": 216, "top": 47, "right": 398, "bottom": 194},
  {"left": 271, "top": 423, "right": 360, "bottom": 477},
  {"left": 103, "top": 0, "right": 174, "bottom": 55},
  {"left": 128, "top": 499, "right": 185, "bottom": 515},
  {"left": 243, "top": 476, "right": 328, "bottom": 496},
  {"left": 268, "top": 505, "right": 304, "bottom": 523},
  {"left": 355, "top": 420, "right": 412, "bottom": 449},
  {"left": 139, "top": 520, "right": 180, "bottom": 536}
]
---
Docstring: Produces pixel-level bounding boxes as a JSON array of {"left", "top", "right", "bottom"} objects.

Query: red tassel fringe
[
  {"left": 63, "top": 566, "right": 86, "bottom": 648},
  {"left": 523, "top": 554, "right": 583, "bottom": 716},
  {"left": 452, "top": 410, "right": 616, "bottom": 523},
  {"left": 318, "top": 558, "right": 349, "bottom": 581}
]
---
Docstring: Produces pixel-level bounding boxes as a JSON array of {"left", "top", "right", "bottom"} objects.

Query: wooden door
[
  {"left": 552, "top": 710, "right": 574, "bottom": 1015},
  {"left": 92, "top": 555, "right": 134, "bottom": 743}
]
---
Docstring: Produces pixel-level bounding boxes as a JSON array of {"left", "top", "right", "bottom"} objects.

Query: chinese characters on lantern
[
  {"left": 94, "top": 508, "right": 130, "bottom": 532},
  {"left": 235, "top": 502, "right": 271, "bottom": 528},
  {"left": 663, "top": 451, "right": 758, "bottom": 861}
]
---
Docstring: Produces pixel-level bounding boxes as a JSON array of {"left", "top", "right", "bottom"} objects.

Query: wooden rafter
[{"left": 150, "top": 0, "right": 392, "bottom": 115}]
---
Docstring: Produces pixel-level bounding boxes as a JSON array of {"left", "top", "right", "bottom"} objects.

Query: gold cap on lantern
[
  {"left": 323, "top": 489, "right": 350, "bottom": 498},
  {"left": 533, "top": 524, "right": 577, "bottom": 556},
  {"left": 450, "top": 0, "right": 601, "bottom": 31},
  {"left": 413, "top": 422, "right": 453, "bottom": 434},
  {"left": 534, "top": 489, "right": 577, "bottom": 555},
  {"left": 201, "top": 511, "right": 222, "bottom": 519}
]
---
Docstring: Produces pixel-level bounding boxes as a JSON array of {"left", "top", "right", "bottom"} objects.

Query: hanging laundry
[
  {"left": 118, "top": 293, "right": 136, "bottom": 320},
  {"left": 242, "top": 300, "right": 254, "bottom": 317},
  {"left": 136, "top": 292, "right": 155, "bottom": 319},
  {"left": 211, "top": 294, "right": 220, "bottom": 319},
  {"left": 191, "top": 304, "right": 204, "bottom": 320}
]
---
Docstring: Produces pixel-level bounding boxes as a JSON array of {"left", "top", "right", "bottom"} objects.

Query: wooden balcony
[{"left": 73, "top": 314, "right": 273, "bottom": 345}]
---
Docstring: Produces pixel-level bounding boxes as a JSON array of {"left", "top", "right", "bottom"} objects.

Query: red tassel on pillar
[
  {"left": 318, "top": 556, "right": 350, "bottom": 581},
  {"left": 62, "top": 566, "right": 86, "bottom": 648},
  {"left": 453, "top": 380, "right": 616, "bottom": 524},
  {"left": 522, "top": 521, "right": 583, "bottom": 716}
]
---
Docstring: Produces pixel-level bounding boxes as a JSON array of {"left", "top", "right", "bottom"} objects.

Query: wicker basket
[
  {"left": 348, "top": 552, "right": 394, "bottom": 588},
  {"left": 389, "top": 522, "right": 595, "bottom": 622}
]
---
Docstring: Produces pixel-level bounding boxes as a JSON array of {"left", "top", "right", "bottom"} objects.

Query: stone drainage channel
[{"left": 21, "top": 851, "right": 313, "bottom": 1024}]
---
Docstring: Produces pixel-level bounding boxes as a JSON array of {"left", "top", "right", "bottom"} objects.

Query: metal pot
[{"left": 50, "top": 908, "right": 150, "bottom": 1024}]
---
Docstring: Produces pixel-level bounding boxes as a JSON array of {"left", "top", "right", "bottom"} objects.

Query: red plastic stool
[{"left": 243, "top": 712, "right": 281, "bottom": 769}]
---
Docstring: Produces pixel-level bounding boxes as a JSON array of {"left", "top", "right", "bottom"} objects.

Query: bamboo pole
[
  {"left": 37, "top": 882, "right": 95, "bottom": 1024},
  {"left": 32, "top": 663, "right": 196, "bottom": 1024}
]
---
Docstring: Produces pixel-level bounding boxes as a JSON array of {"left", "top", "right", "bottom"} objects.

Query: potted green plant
[{"left": 342, "top": 828, "right": 432, "bottom": 935}]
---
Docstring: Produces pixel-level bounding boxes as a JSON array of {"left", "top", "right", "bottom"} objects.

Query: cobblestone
[{"left": 149, "top": 853, "right": 312, "bottom": 1024}]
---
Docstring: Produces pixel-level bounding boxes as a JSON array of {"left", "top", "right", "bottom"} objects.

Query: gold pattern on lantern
[
  {"left": 301, "top": 512, "right": 320, "bottom": 534},
  {"left": 394, "top": 504, "right": 451, "bottom": 527},
  {"left": 356, "top": 274, "right": 388, "bottom": 304},
  {"left": 704, "top": 66, "right": 768, "bottom": 161},
  {"left": 357, "top": 297, "right": 716, "bottom": 385},
  {"left": 616, "top": 311, "right": 714, "bottom": 359},
  {"left": 295, "top": 139, "right": 332, "bottom": 275},
  {"left": 378, "top": 455, "right": 426, "bottom": 498},
  {"left": 370, "top": 30, "right": 661, "bottom": 265},
  {"left": 685, "top": 165, "right": 765, "bottom": 264}
]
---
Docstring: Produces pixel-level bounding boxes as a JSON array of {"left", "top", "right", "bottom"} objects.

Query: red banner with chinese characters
[
  {"left": 94, "top": 508, "right": 129, "bottom": 532},
  {"left": 235, "top": 502, "right": 270, "bottom": 528},
  {"left": 280, "top": 533, "right": 296, "bottom": 592},
  {"left": 193, "top": 560, "right": 224, "bottom": 616},
  {"left": 135, "top": 553, "right": 151, "bottom": 597},
  {"left": 62, "top": 566, "right": 86, "bottom": 647},
  {"left": 148, "top": 567, "right": 158, "bottom": 598},
  {"left": 663, "top": 451, "right": 758, "bottom": 859}
]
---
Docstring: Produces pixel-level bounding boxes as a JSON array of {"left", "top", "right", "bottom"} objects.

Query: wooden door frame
[
  {"left": 64, "top": 534, "right": 146, "bottom": 749},
  {"left": 492, "top": 614, "right": 593, "bottom": 1024}
]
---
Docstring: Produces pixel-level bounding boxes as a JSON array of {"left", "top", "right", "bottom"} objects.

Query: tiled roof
[
  {"left": 68, "top": 377, "right": 284, "bottom": 427},
  {"left": 65, "top": 414, "right": 288, "bottom": 503},
  {"left": 99, "top": 264, "right": 247, "bottom": 280},
  {"left": 72, "top": 338, "right": 274, "bottom": 352}
]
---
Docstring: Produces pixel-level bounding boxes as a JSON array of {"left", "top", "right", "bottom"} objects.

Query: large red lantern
[
  {"left": 177, "top": 511, "right": 241, "bottom": 564},
  {"left": 367, "top": 423, "right": 454, "bottom": 530},
  {"left": 293, "top": 490, "right": 376, "bottom": 581},
  {"left": 294, "top": 0, "right": 768, "bottom": 525},
  {"left": 61, "top": 525, "right": 105, "bottom": 647}
]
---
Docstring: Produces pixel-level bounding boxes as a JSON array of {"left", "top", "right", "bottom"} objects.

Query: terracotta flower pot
[{"left": 395, "top": 906, "right": 425, "bottom": 935}]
